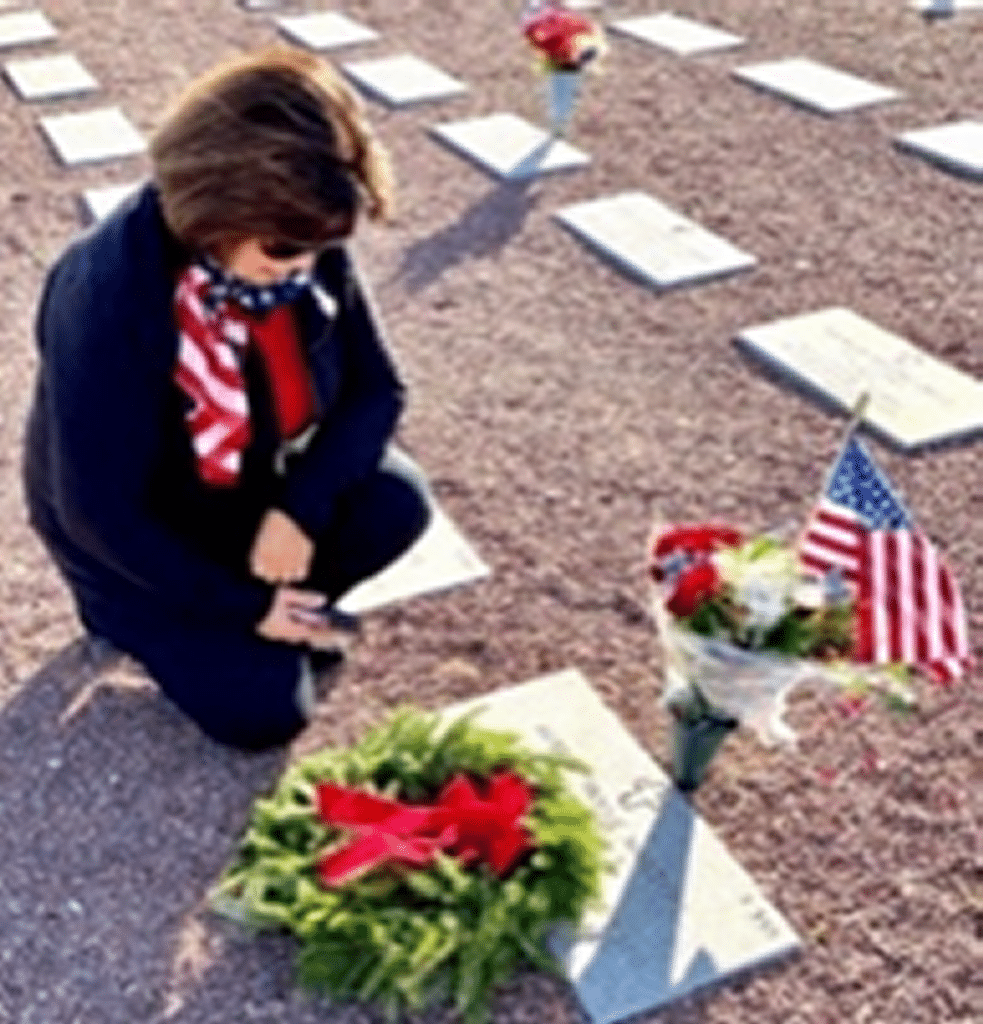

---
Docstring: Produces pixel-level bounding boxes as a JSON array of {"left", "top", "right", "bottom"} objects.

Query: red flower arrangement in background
[{"left": 522, "top": 2, "right": 606, "bottom": 71}]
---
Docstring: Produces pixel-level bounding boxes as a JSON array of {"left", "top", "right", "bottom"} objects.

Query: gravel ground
[{"left": 0, "top": 1, "right": 980, "bottom": 1023}]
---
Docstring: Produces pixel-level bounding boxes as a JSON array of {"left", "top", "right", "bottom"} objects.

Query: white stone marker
[
  {"left": 733, "top": 56, "right": 900, "bottom": 114},
  {"left": 611, "top": 13, "right": 745, "bottom": 56},
  {"left": 275, "top": 12, "right": 378, "bottom": 51},
  {"left": 432, "top": 111, "right": 589, "bottom": 180},
  {"left": 895, "top": 120, "right": 983, "bottom": 179},
  {"left": 443, "top": 669, "right": 801, "bottom": 1024},
  {"left": 0, "top": 9, "right": 57, "bottom": 49},
  {"left": 337, "top": 505, "right": 489, "bottom": 615},
  {"left": 81, "top": 181, "right": 143, "bottom": 222},
  {"left": 4, "top": 53, "right": 97, "bottom": 100},
  {"left": 40, "top": 106, "right": 146, "bottom": 166},
  {"left": 736, "top": 306, "right": 983, "bottom": 451},
  {"left": 342, "top": 53, "right": 466, "bottom": 107},
  {"left": 555, "top": 190, "right": 756, "bottom": 290}
]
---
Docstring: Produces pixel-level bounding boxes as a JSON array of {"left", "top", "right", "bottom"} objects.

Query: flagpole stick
[{"left": 841, "top": 391, "right": 870, "bottom": 444}]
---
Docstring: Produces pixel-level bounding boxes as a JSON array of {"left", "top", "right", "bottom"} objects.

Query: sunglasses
[{"left": 260, "top": 240, "right": 317, "bottom": 261}]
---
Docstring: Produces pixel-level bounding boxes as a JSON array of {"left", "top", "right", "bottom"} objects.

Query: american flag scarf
[
  {"left": 172, "top": 262, "right": 310, "bottom": 487},
  {"left": 798, "top": 436, "right": 970, "bottom": 685}
]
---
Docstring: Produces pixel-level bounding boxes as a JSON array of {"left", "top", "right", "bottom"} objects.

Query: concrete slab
[
  {"left": 39, "top": 106, "right": 146, "bottom": 165},
  {"left": 555, "top": 190, "right": 756, "bottom": 290},
  {"left": 0, "top": 9, "right": 57, "bottom": 49},
  {"left": 431, "top": 111, "right": 589, "bottom": 180},
  {"left": 80, "top": 181, "right": 143, "bottom": 222},
  {"left": 342, "top": 53, "right": 466, "bottom": 107},
  {"left": 337, "top": 504, "right": 490, "bottom": 615},
  {"left": 733, "top": 56, "right": 900, "bottom": 114},
  {"left": 735, "top": 306, "right": 983, "bottom": 451},
  {"left": 444, "top": 669, "right": 801, "bottom": 1024},
  {"left": 611, "top": 13, "right": 745, "bottom": 56},
  {"left": 895, "top": 119, "right": 983, "bottom": 179},
  {"left": 4, "top": 52, "right": 97, "bottom": 100},
  {"left": 275, "top": 12, "right": 378, "bottom": 50}
]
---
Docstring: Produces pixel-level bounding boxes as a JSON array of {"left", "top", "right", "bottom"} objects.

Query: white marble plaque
[
  {"left": 895, "top": 120, "right": 983, "bottom": 179},
  {"left": 736, "top": 306, "right": 983, "bottom": 450},
  {"left": 431, "top": 112, "right": 589, "bottom": 179},
  {"left": 0, "top": 9, "right": 56, "bottom": 49},
  {"left": 40, "top": 106, "right": 146, "bottom": 165},
  {"left": 443, "top": 669, "right": 801, "bottom": 1024},
  {"left": 337, "top": 505, "right": 489, "bottom": 615},
  {"left": 611, "top": 13, "right": 745, "bottom": 56},
  {"left": 275, "top": 12, "right": 378, "bottom": 50},
  {"left": 81, "top": 180, "right": 143, "bottom": 222},
  {"left": 342, "top": 53, "right": 466, "bottom": 106},
  {"left": 733, "top": 56, "right": 900, "bottom": 114},
  {"left": 555, "top": 190, "right": 755, "bottom": 290},
  {"left": 4, "top": 52, "right": 97, "bottom": 100}
]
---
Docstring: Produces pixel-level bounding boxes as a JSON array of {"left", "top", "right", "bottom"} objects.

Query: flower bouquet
[
  {"left": 521, "top": 1, "right": 607, "bottom": 136},
  {"left": 650, "top": 523, "right": 862, "bottom": 791},
  {"left": 211, "top": 709, "right": 605, "bottom": 1023}
]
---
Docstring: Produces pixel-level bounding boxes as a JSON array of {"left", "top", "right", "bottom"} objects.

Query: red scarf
[{"left": 172, "top": 265, "right": 315, "bottom": 487}]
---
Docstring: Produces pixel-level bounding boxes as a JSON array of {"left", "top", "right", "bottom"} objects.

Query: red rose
[
  {"left": 666, "top": 561, "right": 720, "bottom": 617},
  {"left": 523, "top": 9, "right": 600, "bottom": 69},
  {"left": 652, "top": 523, "right": 743, "bottom": 559}
]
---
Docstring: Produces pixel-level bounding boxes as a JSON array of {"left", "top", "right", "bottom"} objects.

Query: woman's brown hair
[{"left": 150, "top": 45, "right": 394, "bottom": 251}]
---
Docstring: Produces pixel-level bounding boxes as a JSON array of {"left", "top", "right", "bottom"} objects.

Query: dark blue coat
[{"left": 24, "top": 184, "right": 405, "bottom": 630}]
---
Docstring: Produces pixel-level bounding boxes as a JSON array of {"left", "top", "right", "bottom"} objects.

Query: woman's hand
[
  {"left": 250, "top": 508, "right": 314, "bottom": 584},
  {"left": 256, "top": 586, "right": 344, "bottom": 649}
]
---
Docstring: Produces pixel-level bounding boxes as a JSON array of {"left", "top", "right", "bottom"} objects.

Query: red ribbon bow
[{"left": 315, "top": 771, "right": 534, "bottom": 887}]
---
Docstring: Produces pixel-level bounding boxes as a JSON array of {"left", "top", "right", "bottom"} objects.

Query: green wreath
[{"left": 211, "top": 708, "right": 606, "bottom": 1023}]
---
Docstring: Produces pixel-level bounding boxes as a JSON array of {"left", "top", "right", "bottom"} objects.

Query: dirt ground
[{"left": 0, "top": 1, "right": 980, "bottom": 1022}]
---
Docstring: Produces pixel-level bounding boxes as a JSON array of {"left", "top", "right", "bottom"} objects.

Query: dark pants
[{"left": 75, "top": 454, "right": 430, "bottom": 750}]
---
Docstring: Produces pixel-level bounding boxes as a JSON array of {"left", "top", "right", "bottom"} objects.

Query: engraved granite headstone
[
  {"left": 337, "top": 505, "right": 489, "bottom": 615},
  {"left": 896, "top": 120, "right": 983, "bottom": 180},
  {"left": 736, "top": 306, "right": 983, "bottom": 450},
  {"left": 432, "top": 112, "right": 589, "bottom": 179},
  {"left": 734, "top": 56, "right": 900, "bottom": 114},
  {"left": 275, "top": 12, "right": 378, "bottom": 51},
  {"left": 611, "top": 13, "right": 745, "bottom": 56},
  {"left": 39, "top": 106, "right": 146, "bottom": 165},
  {"left": 0, "top": 10, "right": 57, "bottom": 49},
  {"left": 342, "top": 53, "right": 466, "bottom": 106},
  {"left": 555, "top": 190, "right": 756, "bottom": 289},
  {"left": 442, "top": 669, "right": 801, "bottom": 1024},
  {"left": 4, "top": 53, "right": 97, "bottom": 100}
]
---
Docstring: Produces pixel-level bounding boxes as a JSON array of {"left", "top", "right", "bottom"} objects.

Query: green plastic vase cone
[{"left": 669, "top": 711, "right": 739, "bottom": 793}]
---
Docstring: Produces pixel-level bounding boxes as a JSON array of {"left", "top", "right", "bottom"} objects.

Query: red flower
[
  {"left": 652, "top": 523, "right": 743, "bottom": 560},
  {"left": 666, "top": 561, "right": 721, "bottom": 617},
  {"left": 523, "top": 8, "right": 602, "bottom": 70}
]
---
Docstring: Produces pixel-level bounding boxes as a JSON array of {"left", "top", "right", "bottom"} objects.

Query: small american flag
[{"left": 799, "top": 437, "right": 970, "bottom": 685}]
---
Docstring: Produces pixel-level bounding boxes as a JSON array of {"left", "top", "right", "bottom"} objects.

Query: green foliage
[{"left": 211, "top": 709, "right": 606, "bottom": 1023}]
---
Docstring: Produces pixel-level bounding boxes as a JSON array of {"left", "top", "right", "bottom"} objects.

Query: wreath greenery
[{"left": 210, "top": 708, "right": 606, "bottom": 1023}]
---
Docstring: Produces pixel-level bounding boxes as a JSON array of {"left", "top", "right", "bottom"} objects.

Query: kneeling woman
[{"left": 24, "top": 47, "right": 430, "bottom": 749}]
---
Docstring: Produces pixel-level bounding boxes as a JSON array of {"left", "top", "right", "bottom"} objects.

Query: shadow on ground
[
  {"left": 392, "top": 178, "right": 541, "bottom": 294},
  {"left": 0, "top": 638, "right": 354, "bottom": 1024}
]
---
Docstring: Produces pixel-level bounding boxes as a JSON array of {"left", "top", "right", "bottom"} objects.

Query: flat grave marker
[
  {"left": 734, "top": 56, "right": 900, "bottom": 114},
  {"left": 342, "top": 53, "right": 466, "bottom": 107},
  {"left": 4, "top": 52, "right": 97, "bottom": 100},
  {"left": 0, "top": 9, "right": 57, "bottom": 49},
  {"left": 611, "top": 13, "right": 745, "bottom": 56},
  {"left": 431, "top": 111, "right": 589, "bottom": 180},
  {"left": 275, "top": 12, "right": 378, "bottom": 51},
  {"left": 443, "top": 669, "right": 801, "bottom": 1024},
  {"left": 555, "top": 190, "right": 756, "bottom": 290},
  {"left": 39, "top": 106, "right": 146, "bottom": 166},
  {"left": 337, "top": 504, "right": 489, "bottom": 615},
  {"left": 736, "top": 306, "right": 983, "bottom": 450},
  {"left": 895, "top": 120, "right": 983, "bottom": 179},
  {"left": 81, "top": 181, "right": 143, "bottom": 222}
]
